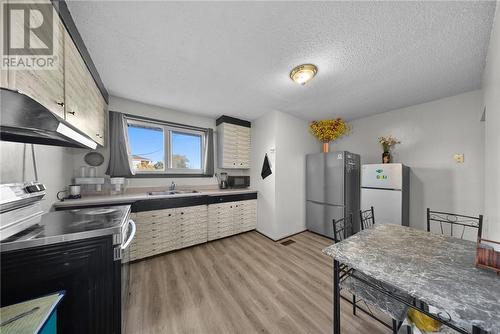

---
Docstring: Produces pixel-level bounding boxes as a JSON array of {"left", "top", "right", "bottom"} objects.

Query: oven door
[{"left": 120, "top": 219, "right": 136, "bottom": 332}]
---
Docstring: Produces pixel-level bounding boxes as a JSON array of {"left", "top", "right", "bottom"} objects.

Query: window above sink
[{"left": 125, "top": 116, "right": 213, "bottom": 177}]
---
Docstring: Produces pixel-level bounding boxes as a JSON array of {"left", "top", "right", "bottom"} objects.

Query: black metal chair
[
  {"left": 360, "top": 206, "right": 376, "bottom": 231},
  {"left": 426, "top": 208, "right": 483, "bottom": 240},
  {"left": 333, "top": 213, "right": 410, "bottom": 334},
  {"left": 332, "top": 213, "right": 354, "bottom": 243}
]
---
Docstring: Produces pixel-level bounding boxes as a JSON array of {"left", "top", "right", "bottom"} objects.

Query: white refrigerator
[{"left": 361, "top": 163, "right": 410, "bottom": 226}]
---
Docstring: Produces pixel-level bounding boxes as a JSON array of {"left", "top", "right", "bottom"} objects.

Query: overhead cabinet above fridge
[{"left": 216, "top": 116, "right": 251, "bottom": 169}]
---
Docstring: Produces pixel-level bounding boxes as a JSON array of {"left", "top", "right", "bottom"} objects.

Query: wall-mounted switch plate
[{"left": 454, "top": 154, "right": 464, "bottom": 163}]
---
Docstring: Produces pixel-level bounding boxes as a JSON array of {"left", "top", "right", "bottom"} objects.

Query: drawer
[
  {"left": 178, "top": 217, "right": 207, "bottom": 228},
  {"left": 135, "top": 210, "right": 164, "bottom": 219},
  {"left": 209, "top": 221, "right": 234, "bottom": 231},
  {"left": 134, "top": 230, "right": 155, "bottom": 241},
  {"left": 178, "top": 225, "right": 205, "bottom": 236},
  {"left": 180, "top": 237, "right": 206, "bottom": 249},
  {"left": 209, "top": 211, "right": 234, "bottom": 220},
  {"left": 176, "top": 205, "right": 206, "bottom": 213},
  {"left": 179, "top": 216, "right": 207, "bottom": 226},
  {"left": 180, "top": 230, "right": 207, "bottom": 241}
]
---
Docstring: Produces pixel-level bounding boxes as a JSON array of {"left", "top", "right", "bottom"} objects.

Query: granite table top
[{"left": 323, "top": 224, "right": 500, "bottom": 333}]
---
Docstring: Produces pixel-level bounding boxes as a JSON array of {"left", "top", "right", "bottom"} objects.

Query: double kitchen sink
[{"left": 147, "top": 190, "right": 200, "bottom": 196}]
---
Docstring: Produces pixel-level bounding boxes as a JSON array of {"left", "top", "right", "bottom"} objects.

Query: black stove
[{"left": 1, "top": 205, "right": 131, "bottom": 252}]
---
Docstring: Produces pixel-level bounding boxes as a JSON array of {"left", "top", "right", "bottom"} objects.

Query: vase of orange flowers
[
  {"left": 310, "top": 119, "right": 351, "bottom": 153},
  {"left": 378, "top": 136, "right": 400, "bottom": 163}
]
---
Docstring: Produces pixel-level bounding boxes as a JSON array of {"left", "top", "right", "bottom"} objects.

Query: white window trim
[{"left": 125, "top": 117, "right": 207, "bottom": 175}]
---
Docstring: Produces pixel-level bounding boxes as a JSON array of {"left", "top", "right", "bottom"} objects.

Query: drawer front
[{"left": 180, "top": 234, "right": 207, "bottom": 248}]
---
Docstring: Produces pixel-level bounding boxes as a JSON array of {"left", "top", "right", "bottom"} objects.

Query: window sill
[{"left": 129, "top": 173, "right": 214, "bottom": 178}]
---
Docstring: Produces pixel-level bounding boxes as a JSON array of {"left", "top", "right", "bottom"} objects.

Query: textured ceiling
[{"left": 67, "top": 1, "right": 496, "bottom": 121}]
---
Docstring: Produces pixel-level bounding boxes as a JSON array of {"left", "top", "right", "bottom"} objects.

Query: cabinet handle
[
  {"left": 67, "top": 110, "right": 75, "bottom": 115},
  {"left": 56, "top": 101, "right": 64, "bottom": 107}
]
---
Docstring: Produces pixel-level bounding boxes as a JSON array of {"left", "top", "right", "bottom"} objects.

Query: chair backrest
[
  {"left": 426, "top": 208, "right": 483, "bottom": 240},
  {"left": 360, "top": 206, "right": 375, "bottom": 231},
  {"left": 332, "top": 213, "right": 354, "bottom": 243}
]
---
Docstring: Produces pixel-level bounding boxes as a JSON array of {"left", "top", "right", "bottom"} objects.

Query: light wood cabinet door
[
  {"left": 208, "top": 202, "right": 235, "bottom": 241},
  {"left": 87, "top": 79, "right": 107, "bottom": 146},
  {"left": 208, "top": 199, "right": 257, "bottom": 240},
  {"left": 177, "top": 205, "right": 208, "bottom": 249},
  {"left": 4, "top": 1, "right": 65, "bottom": 118},
  {"left": 127, "top": 208, "right": 180, "bottom": 262},
  {"left": 64, "top": 30, "right": 106, "bottom": 144}
]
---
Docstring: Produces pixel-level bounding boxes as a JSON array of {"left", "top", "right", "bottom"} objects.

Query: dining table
[{"left": 323, "top": 224, "right": 500, "bottom": 334}]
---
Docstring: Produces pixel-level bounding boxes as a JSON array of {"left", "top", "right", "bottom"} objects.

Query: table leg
[{"left": 333, "top": 260, "right": 341, "bottom": 334}]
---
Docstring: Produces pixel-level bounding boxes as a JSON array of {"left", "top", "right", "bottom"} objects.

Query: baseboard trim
[
  {"left": 306, "top": 229, "right": 334, "bottom": 241},
  {"left": 255, "top": 229, "right": 308, "bottom": 242}
]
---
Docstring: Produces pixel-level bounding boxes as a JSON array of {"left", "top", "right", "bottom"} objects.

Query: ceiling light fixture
[{"left": 290, "top": 64, "right": 318, "bottom": 85}]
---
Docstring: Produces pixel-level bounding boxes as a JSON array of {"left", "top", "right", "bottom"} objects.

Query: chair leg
[
  {"left": 392, "top": 319, "right": 398, "bottom": 334},
  {"left": 352, "top": 295, "right": 356, "bottom": 316}
]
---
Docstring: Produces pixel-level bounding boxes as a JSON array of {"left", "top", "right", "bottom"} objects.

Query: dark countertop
[
  {"left": 1, "top": 205, "right": 131, "bottom": 252},
  {"left": 52, "top": 188, "right": 257, "bottom": 209},
  {"left": 323, "top": 224, "right": 500, "bottom": 333}
]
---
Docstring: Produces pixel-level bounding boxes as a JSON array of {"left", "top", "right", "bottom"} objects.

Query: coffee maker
[{"left": 217, "top": 173, "right": 228, "bottom": 189}]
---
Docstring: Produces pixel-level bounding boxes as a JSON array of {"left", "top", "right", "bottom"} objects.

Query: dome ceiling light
[{"left": 290, "top": 64, "right": 318, "bottom": 85}]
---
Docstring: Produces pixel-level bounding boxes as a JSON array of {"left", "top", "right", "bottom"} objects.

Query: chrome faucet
[{"left": 169, "top": 181, "right": 176, "bottom": 191}]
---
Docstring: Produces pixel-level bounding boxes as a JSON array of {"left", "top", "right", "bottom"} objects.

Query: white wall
[
  {"left": 251, "top": 111, "right": 277, "bottom": 238},
  {"left": 275, "top": 111, "right": 318, "bottom": 238},
  {"left": 0, "top": 141, "right": 74, "bottom": 212},
  {"left": 71, "top": 95, "right": 249, "bottom": 189},
  {"left": 334, "top": 90, "right": 485, "bottom": 232},
  {"left": 251, "top": 110, "right": 317, "bottom": 240},
  {"left": 482, "top": 2, "right": 500, "bottom": 241}
]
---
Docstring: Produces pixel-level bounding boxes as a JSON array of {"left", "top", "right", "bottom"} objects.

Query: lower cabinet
[
  {"left": 127, "top": 198, "right": 257, "bottom": 262},
  {"left": 128, "top": 205, "right": 208, "bottom": 262},
  {"left": 208, "top": 199, "right": 257, "bottom": 241}
]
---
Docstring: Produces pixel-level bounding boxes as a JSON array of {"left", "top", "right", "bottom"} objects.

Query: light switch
[{"left": 454, "top": 154, "right": 464, "bottom": 163}]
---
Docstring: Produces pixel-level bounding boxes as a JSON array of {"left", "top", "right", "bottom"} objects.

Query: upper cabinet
[
  {"left": 64, "top": 31, "right": 106, "bottom": 145},
  {"left": 4, "top": 1, "right": 65, "bottom": 119},
  {"left": 217, "top": 116, "right": 251, "bottom": 169},
  {"left": 0, "top": 0, "right": 108, "bottom": 146}
]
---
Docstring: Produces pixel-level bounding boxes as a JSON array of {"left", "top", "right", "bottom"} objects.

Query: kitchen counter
[{"left": 52, "top": 188, "right": 257, "bottom": 209}]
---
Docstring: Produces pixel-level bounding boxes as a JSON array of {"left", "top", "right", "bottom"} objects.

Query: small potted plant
[
  {"left": 378, "top": 136, "right": 400, "bottom": 163},
  {"left": 310, "top": 119, "right": 351, "bottom": 153}
]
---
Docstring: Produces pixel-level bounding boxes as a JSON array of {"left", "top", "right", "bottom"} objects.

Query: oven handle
[{"left": 121, "top": 219, "right": 136, "bottom": 250}]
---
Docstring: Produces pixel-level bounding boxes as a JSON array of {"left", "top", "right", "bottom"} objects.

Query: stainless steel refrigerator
[
  {"left": 361, "top": 163, "right": 410, "bottom": 226},
  {"left": 306, "top": 151, "right": 361, "bottom": 239}
]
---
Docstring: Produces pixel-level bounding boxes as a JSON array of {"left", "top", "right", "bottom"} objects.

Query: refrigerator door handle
[{"left": 361, "top": 186, "right": 402, "bottom": 191}]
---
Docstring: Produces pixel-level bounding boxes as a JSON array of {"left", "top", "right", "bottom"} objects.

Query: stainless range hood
[{"left": 0, "top": 88, "right": 98, "bottom": 149}]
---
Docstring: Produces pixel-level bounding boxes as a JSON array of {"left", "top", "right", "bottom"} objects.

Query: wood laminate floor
[{"left": 124, "top": 231, "right": 389, "bottom": 334}]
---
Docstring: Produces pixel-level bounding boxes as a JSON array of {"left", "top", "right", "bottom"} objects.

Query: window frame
[{"left": 125, "top": 116, "right": 209, "bottom": 177}]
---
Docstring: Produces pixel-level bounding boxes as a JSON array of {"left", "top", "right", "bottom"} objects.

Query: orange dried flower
[{"left": 309, "top": 118, "right": 351, "bottom": 143}]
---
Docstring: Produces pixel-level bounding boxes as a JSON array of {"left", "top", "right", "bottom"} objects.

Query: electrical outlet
[{"left": 454, "top": 154, "right": 464, "bottom": 163}]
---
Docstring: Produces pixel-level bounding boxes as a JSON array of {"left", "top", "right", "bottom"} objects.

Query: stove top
[{"left": 1, "top": 205, "right": 131, "bottom": 252}]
